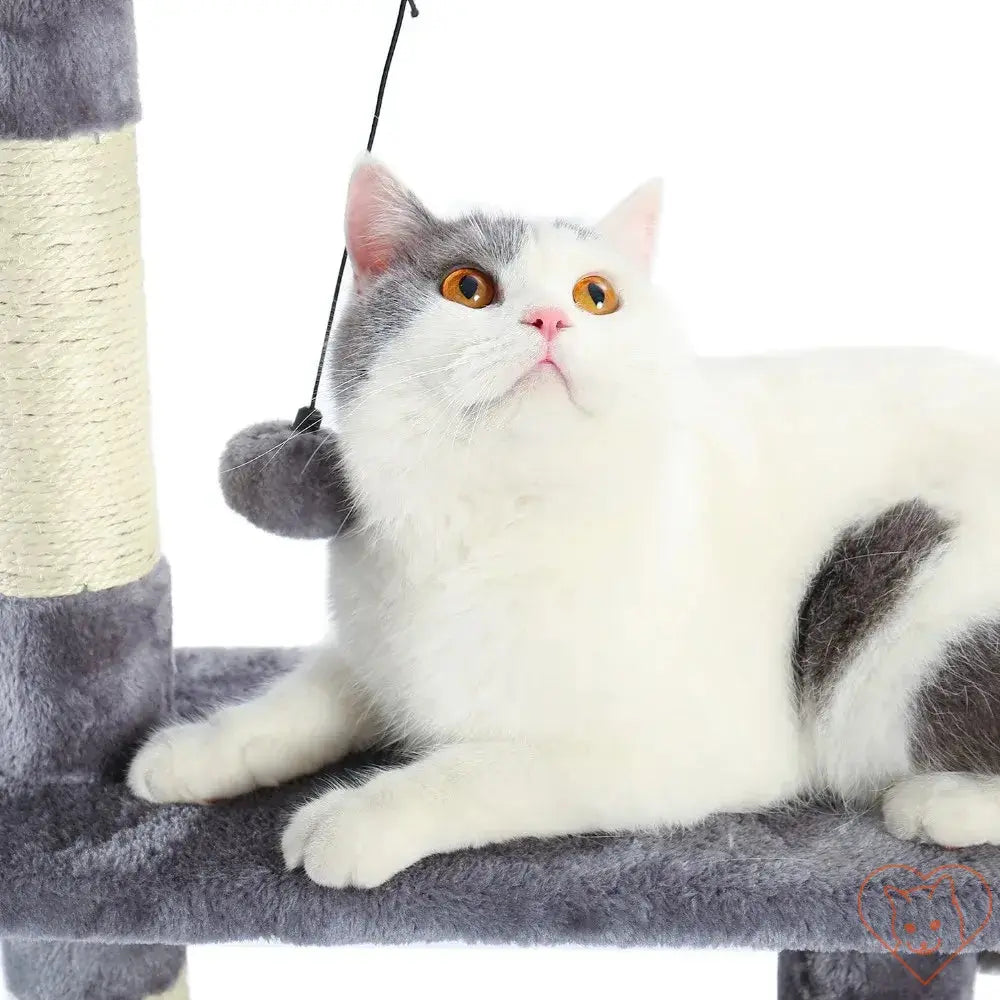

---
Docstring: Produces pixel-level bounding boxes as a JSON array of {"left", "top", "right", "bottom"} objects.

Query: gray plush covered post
[
  {"left": 0, "top": 1, "right": 139, "bottom": 139},
  {"left": 0, "top": 565, "right": 172, "bottom": 782},
  {"left": 778, "top": 951, "right": 977, "bottom": 1000},
  {"left": 3, "top": 942, "right": 186, "bottom": 1000},
  {"left": 0, "top": 2, "right": 186, "bottom": 997}
]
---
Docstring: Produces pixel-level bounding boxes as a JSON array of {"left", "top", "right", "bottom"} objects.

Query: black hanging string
[{"left": 293, "top": 0, "right": 420, "bottom": 434}]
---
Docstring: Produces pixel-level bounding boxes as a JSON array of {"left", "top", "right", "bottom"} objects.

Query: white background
[{"left": 42, "top": 0, "right": 1000, "bottom": 996}]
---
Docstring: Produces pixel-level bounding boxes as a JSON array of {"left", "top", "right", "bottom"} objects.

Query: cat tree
[{"left": 0, "top": 3, "right": 996, "bottom": 998}]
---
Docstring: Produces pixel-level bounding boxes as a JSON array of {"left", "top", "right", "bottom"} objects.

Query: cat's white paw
[
  {"left": 281, "top": 784, "right": 431, "bottom": 888},
  {"left": 129, "top": 712, "right": 308, "bottom": 803},
  {"left": 883, "top": 772, "right": 1000, "bottom": 848},
  {"left": 128, "top": 717, "right": 274, "bottom": 803}
]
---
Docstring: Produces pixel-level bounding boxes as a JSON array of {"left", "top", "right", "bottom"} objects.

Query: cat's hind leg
[
  {"left": 883, "top": 772, "right": 1000, "bottom": 848},
  {"left": 884, "top": 618, "right": 1000, "bottom": 848},
  {"left": 128, "top": 645, "right": 379, "bottom": 803}
]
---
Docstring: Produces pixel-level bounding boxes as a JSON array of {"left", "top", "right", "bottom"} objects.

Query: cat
[{"left": 129, "top": 155, "right": 1000, "bottom": 888}]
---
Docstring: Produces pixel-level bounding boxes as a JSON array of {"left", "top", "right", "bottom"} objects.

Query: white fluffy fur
[{"left": 130, "top": 167, "right": 1000, "bottom": 887}]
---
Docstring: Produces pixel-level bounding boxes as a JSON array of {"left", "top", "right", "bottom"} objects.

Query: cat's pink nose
[{"left": 521, "top": 307, "right": 572, "bottom": 342}]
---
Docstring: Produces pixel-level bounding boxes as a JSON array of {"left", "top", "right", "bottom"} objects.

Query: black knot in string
[{"left": 292, "top": 406, "right": 323, "bottom": 434}]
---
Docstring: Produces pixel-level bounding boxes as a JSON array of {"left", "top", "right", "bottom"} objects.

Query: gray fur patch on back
[
  {"left": 331, "top": 213, "right": 529, "bottom": 405},
  {"left": 911, "top": 624, "right": 1000, "bottom": 773},
  {"left": 793, "top": 500, "right": 954, "bottom": 702}
]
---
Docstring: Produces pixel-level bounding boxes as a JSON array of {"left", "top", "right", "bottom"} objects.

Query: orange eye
[
  {"left": 441, "top": 267, "right": 496, "bottom": 309},
  {"left": 930, "top": 920, "right": 941, "bottom": 931},
  {"left": 572, "top": 274, "right": 620, "bottom": 315},
  {"left": 904, "top": 923, "right": 917, "bottom": 934}
]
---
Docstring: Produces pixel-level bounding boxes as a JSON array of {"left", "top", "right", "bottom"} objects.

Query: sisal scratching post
[
  {"left": 0, "top": 128, "right": 158, "bottom": 598},
  {"left": 0, "top": 3, "right": 187, "bottom": 998}
]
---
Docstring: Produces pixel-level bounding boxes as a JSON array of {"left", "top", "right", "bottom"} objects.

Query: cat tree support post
[
  {"left": 778, "top": 949, "right": 978, "bottom": 999},
  {"left": 0, "top": 3, "right": 187, "bottom": 997}
]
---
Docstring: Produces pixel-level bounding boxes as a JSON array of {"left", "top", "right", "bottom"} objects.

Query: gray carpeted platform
[{"left": 0, "top": 646, "right": 995, "bottom": 956}]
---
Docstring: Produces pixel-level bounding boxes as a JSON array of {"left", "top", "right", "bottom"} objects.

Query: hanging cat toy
[{"left": 221, "top": 0, "right": 420, "bottom": 540}]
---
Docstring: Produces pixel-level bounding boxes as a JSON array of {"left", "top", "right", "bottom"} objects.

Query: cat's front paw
[
  {"left": 281, "top": 784, "right": 430, "bottom": 888},
  {"left": 128, "top": 714, "right": 293, "bottom": 803}
]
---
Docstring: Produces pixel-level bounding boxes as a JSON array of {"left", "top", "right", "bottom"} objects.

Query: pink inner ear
[
  {"left": 626, "top": 186, "right": 662, "bottom": 265},
  {"left": 345, "top": 166, "right": 398, "bottom": 284},
  {"left": 599, "top": 179, "right": 662, "bottom": 270},
  {"left": 632, "top": 209, "right": 657, "bottom": 264}
]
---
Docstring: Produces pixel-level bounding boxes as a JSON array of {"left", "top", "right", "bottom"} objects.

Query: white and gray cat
[{"left": 130, "top": 157, "right": 1000, "bottom": 887}]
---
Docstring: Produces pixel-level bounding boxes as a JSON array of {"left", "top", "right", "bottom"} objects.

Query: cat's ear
[
  {"left": 597, "top": 179, "right": 663, "bottom": 271},
  {"left": 345, "top": 156, "right": 433, "bottom": 288},
  {"left": 927, "top": 875, "right": 957, "bottom": 900}
]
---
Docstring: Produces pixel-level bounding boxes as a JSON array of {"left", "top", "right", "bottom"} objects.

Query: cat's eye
[
  {"left": 441, "top": 267, "right": 496, "bottom": 309},
  {"left": 572, "top": 274, "right": 620, "bottom": 315}
]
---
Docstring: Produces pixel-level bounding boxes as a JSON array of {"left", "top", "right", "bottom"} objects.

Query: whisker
[{"left": 221, "top": 431, "right": 309, "bottom": 474}]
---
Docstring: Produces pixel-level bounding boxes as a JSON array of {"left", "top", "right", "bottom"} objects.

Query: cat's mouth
[
  {"left": 517, "top": 356, "right": 593, "bottom": 415},
  {"left": 463, "top": 356, "right": 593, "bottom": 419},
  {"left": 905, "top": 938, "right": 943, "bottom": 955},
  {"left": 535, "top": 356, "right": 570, "bottom": 390}
]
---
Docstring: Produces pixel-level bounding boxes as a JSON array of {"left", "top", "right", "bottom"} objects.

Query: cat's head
[
  {"left": 885, "top": 878, "right": 966, "bottom": 955},
  {"left": 331, "top": 158, "right": 683, "bottom": 525}
]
